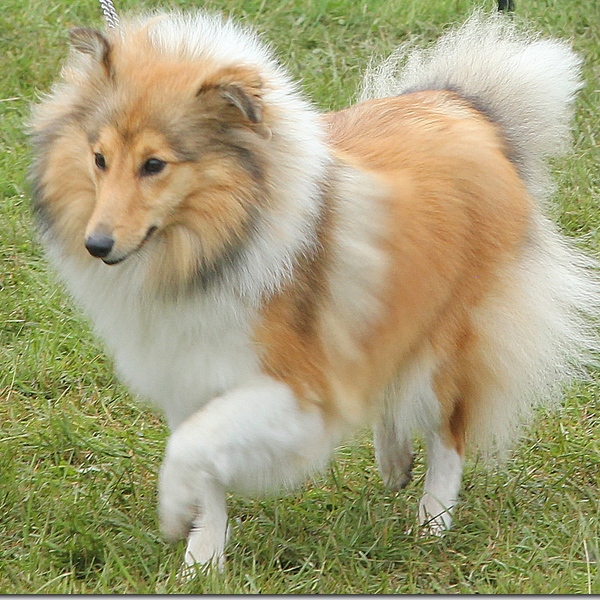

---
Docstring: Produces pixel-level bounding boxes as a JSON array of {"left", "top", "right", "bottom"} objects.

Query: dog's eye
[
  {"left": 94, "top": 152, "right": 107, "bottom": 170},
  {"left": 141, "top": 158, "right": 166, "bottom": 176}
]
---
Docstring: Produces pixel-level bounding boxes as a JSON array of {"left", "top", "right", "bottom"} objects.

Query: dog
[{"left": 29, "top": 9, "right": 600, "bottom": 569}]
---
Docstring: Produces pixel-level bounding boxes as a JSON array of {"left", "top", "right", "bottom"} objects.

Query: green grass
[{"left": 1, "top": 0, "right": 599, "bottom": 593}]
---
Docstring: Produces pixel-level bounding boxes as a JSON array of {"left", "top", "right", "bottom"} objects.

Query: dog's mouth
[
  {"left": 102, "top": 256, "right": 125, "bottom": 265},
  {"left": 93, "top": 226, "right": 159, "bottom": 265}
]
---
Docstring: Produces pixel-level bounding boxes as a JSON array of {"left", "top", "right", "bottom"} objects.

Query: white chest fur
[{"left": 52, "top": 252, "right": 261, "bottom": 429}]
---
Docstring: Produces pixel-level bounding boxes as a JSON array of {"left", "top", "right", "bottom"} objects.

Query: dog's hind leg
[
  {"left": 418, "top": 360, "right": 467, "bottom": 535},
  {"left": 373, "top": 414, "right": 414, "bottom": 491},
  {"left": 374, "top": 350, "right": 439, "bottom": 492},
  {"left": 157, "top": 374, "right": 338, "bottom": 570},
  {"left": 418, "top": 429, "right": 464, "bottom": 534}
]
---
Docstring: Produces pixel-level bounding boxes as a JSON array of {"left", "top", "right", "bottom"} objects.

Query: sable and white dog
[{"left": 29, "top": 9, "right": 599, "bottom": 569}]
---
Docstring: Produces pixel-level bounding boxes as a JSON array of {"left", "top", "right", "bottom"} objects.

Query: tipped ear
[
  {"left": 197, "top": 67, "right": 264, "bottom": 126},
  {"left": 69, "top": 27, "right": 112, "bottom": 76},
  {"left": 219, "top": 84, "right": 262, "bottom": 124}
]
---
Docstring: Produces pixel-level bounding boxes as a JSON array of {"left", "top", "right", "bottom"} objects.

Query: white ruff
[{"left": 47, "top": 247, "right": 261, "bottom": 429}]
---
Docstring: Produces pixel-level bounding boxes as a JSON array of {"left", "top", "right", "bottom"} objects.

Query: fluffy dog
[{"left": 29, "top": 9, "right": 600, "bottom": 569}]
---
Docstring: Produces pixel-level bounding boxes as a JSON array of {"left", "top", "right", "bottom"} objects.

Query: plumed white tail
[{"left": 359, "top": 10, "right": 583, "bottom": 202}]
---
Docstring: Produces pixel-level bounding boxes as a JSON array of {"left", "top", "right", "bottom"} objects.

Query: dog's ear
[
  {"left": 218, "top": 83, "right": 262, "bottom": 124},
  {"left": 197, "top": 67, "right": 268, "bottom": 132},
  {"left": 69, "top": 27, "right": 112, "bottom": 77}
]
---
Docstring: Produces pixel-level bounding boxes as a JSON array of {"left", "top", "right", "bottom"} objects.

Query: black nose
[{"left": 85, "top": 233, "right": 115, "bottom": 258}]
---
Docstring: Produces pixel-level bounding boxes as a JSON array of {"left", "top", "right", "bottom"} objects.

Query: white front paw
[
  {"left": 158, "top": 432, "right": 229, "bottom": 569},
  {"left": 158, "top": 448, "right": 198, "bottom": 542},
  {"left": 183, "top": 520, "right": 230, "bottom": 572}
]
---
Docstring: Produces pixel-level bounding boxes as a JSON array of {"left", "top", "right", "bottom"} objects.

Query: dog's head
[
  {"left": 76, "top": 25, "right": 272, "bottom": 266},
  {"left": 32, "top": 20, "right": 277, "bottom": 291}
]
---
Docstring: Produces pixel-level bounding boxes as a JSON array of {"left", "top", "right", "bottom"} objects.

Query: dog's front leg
[{"left": 158, "top": 374, "right": 336, "bottom": 570}]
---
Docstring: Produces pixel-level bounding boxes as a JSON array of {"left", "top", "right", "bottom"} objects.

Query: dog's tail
[{"left": 359, "top": 10, "right": 583, "bottom": 203}]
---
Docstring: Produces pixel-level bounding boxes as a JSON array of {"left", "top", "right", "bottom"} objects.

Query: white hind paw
[{"left": 418, "top": 493, "right": 454, "bottom": 536}]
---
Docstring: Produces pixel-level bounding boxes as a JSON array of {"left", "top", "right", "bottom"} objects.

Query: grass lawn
[{"left": 1, "top": 0, "right": 599, "bottom": 593}]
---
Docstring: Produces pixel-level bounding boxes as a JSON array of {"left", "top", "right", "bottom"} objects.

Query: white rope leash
[{"left": 98, "top": 0, "right": 119, "bottom": 28}]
